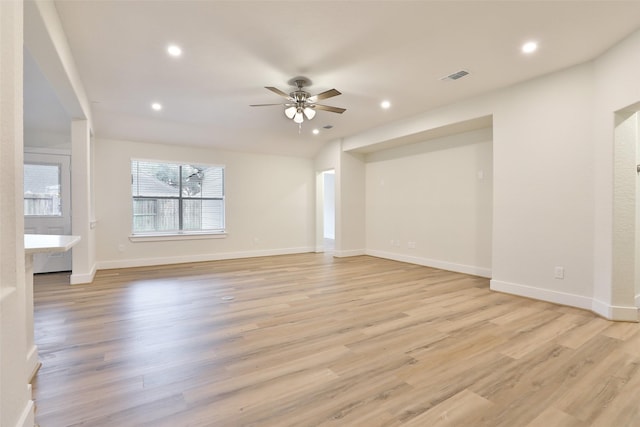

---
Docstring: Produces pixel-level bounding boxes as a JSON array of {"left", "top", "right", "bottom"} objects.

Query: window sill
[{"left": 129, "top": 232, "right": 227, "bottom": 242}]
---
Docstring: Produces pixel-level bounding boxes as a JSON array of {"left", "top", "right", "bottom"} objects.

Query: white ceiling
[{"left": 38, "top": 1, "right": 640, "bottom": 158}]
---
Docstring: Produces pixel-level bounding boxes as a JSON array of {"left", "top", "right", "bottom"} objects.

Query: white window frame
[{"left": 129, "top": 159, "right": 226, "bottom": 241}]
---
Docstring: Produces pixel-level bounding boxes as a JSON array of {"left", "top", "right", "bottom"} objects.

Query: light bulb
[
  {"left": 284, "top": 106, "right": 296, "bottom": 119},
  {"left": 522, "top": 41, "right": 538, "bottom": 54},
  {"left": 167, "top": 45, "right": 182, "bottom": 57},
  {"left": 294, "top": 111, "right": 304, "bottom": 124},
  {"left": 303, "top": 107, "right": 316, "bottom": 120}
]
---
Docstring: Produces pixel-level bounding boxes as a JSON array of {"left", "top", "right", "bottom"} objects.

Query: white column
[
  {"left": 335, "top": 149, "right": 366, "bottom": 257},
  {"left": 610, "top": 111, "right": 640, "bottom": 320},
  {"left": 71, "top": 119, "right": 96, "bottom": 284}
]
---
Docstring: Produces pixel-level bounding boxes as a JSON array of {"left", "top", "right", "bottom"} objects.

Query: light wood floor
[{"left": 32, "top": 254, "right": 640, "bottom": 427}]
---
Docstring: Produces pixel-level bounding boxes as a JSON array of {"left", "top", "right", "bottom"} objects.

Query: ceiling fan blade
[
  {"left": 314, "top": 104, "right": 346, "bottom": 114},
  {"left": 265, "top": 86, "right": 292, "bottom": 99},
  {"left": 308, "top": 88, "right": 341, "bottom": 102},
  {"left": 249, "top": 103, "right": 286, "bottom": 107}
]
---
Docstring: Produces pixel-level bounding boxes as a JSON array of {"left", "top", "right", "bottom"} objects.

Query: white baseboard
[
  {"left": 333, "top": 249, "right": 366, "bottom": 258},
  {"left": 366, "top": 249, "right": 492, "bottom": 278},
  {"left": 70, "top": 263, "right": 97, "bottom": 285},
  {"left": 491, "top": 279, "right": 639, "bottom": 322},
  {"left": 15, "top": 398, "right": 35, "bottom": 427},
  {"left": 490, "top": 279, "right": 592, "bottom": 310},
  {"left": 26, "top": 345, "right": 40, "bottom": 381},
  {"left": 96, "top": 246, "right": 315, "bottom": 270},
  {"left": 592, "top": 298, "right": 639, "bottom": 322}
]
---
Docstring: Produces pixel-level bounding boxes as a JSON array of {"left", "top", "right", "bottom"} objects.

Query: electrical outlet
[
  {"left": 408, "top": 241, "right": 416, "bottom": 249},
  {"left": 554, "top": 266, "right": 564, "bottom": 279}
]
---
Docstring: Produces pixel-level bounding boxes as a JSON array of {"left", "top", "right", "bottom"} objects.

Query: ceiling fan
[{"left": 250, "top": 77, "right": 346, "bottom": 125}]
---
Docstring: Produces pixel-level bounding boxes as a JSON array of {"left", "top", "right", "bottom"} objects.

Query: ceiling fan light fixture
[
  {"left": 284, "top": 106, "right": 296, "bottom": 119},
  {"left": 303, "top": 107, "right": 316, "bottom": 120},
  {"left": 251, "top": 77, "right": 345, "bottom": 129}
]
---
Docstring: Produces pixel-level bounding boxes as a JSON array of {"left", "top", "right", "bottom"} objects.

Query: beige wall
[
  {"left": 490, "top": 64, "right": 595, "bottom": 303},
  {"left": 339, "top": 28, "right": 640, "bottom": 320},
  {"left": 365, "top": 128, "right": 493, "bottom": 277},
  {"left": 94, "top": 138, "right": 315, "bottom": 268},
  {"left": 0, "top": 1, "right": 35, "bottom": 425}
]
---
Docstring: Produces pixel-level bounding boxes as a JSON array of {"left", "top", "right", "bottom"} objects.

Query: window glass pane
[
  {"left": 200, "top": 166, "right": 224, "bottom": 198},
  {"left": 181, "top": 165, "right": 203, "bottom": 197},
  {"left": 24, "top": 163, "right": 62, "bottom": 216},
  {"left": 131, "top": 161, "right": 180, "bottom": 197},
  {"left": 202, "top": 199, "right": 225, "bottom": 230},
  {"left": 133, "top": 199, "right": 179, "bottom": 232},
  {"left": 182, "top": 199, "right": 202, "bottom": 230},
  {"left": 180, "top": 165, "right": 224, "bottom": 198},
  {"left": 182, "top": 199, "right": 224, "bottom": 231}
]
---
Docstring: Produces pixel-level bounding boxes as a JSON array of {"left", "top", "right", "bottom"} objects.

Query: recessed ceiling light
[
  {"left": 312, "top": 129, "right": 320, "bottom": 135},
  {"left": 381, "top": 100, "right": 391, "bottom": 109},
  {"left": 167, "top": 44, "right": 182, "bottom": 57},
  {"left": 151, "top": 102, "right": 162, "bottom": 111},
  {"left": 522, "top": 41, "right": 538, "bottom": 54}
]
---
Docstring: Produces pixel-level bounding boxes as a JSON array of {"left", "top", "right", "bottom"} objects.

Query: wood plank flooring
[{"left": 32, "top": 254, "right": 640, "bottom": 426}]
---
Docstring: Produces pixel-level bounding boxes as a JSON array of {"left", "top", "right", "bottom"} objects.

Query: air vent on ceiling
[
  {"left": 323, "top": 125, "right": 334, "bottom": 129},
  {"left": 440, "top": 70, "right": 470, "bottom": 81}
]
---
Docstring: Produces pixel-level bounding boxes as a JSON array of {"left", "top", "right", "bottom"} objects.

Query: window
[
  {"left": 24, "top": 163, "right": 62, "bottom": 216},
  {"left": 131, "top": 160, "right": 224, "bottom": 235}
]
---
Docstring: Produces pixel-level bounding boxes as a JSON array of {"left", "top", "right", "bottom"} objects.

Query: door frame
[{"left": 24, "top": 148, "right": 72, "bottom": 272}]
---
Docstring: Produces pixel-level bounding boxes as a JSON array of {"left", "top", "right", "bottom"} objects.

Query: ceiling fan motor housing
[{"left": 292, "top": 90, "right": 311, "bottom": 104}]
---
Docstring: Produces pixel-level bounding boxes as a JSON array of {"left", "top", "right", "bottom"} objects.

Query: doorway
[
  {"left": 24, "top": 152, "right": 72, "bottom": 272},
  {"left": 320, "top": 170, "right": 335, "bottom": 253}
]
